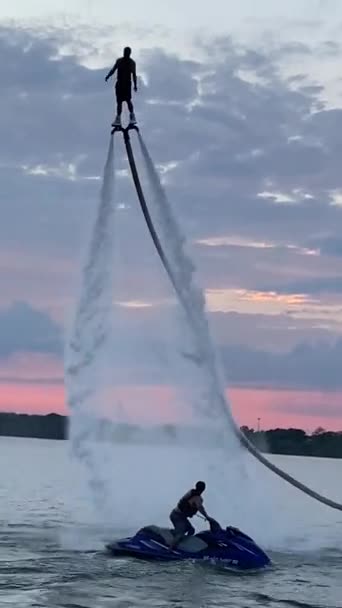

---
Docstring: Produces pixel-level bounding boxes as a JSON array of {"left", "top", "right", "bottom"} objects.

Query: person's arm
[
  {"left": 105, "top": 60, "right": 118, "bottom": 82},
  {"left": 132, "top": 60, "right": 137, "bottom": 91},
  {"left": 193, "top": 495, "right": 210, "bottom": 520},
  {"left": 198, "top": 503, "right": 210, "bottom": 520}
]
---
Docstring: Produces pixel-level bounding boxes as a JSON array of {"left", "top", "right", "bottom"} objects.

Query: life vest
[{"left": 177, "top": 489, "right": 199, "bottom": 517}]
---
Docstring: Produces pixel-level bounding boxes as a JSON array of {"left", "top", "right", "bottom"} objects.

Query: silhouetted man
[
  {"left": 169, "top": 481, "right": 211, "bottom": 548},
  {"left": 105, "top": 46, "right": 137, "bottom": 128}
]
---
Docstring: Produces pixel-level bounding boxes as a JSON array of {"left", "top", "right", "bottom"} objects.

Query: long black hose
[
  {"left": 123, "top": 129, "right": 179, "bottom": 297},
  {"left": 119, "top": 128, "right": 342, "bottom": 513},
  {"left": 123, "top": 128, "right": 201, "bottom": 338}
]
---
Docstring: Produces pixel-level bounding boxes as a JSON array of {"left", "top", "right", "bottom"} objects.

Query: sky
[{"left": 1, "top": 1, "right": 342, "bottom": 431}]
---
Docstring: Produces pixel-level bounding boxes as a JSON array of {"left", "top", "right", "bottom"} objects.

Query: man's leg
[
  {"left": 170, "top": 510, "right": 188, "bottom": 549},
  {"left": 112, "top": 85, "right": 123, "bottom": 126},
  {"left": 127, "top": 96, "right": 136, "bottom": 124},
  {"left": 185, "top": 519, "right": 195, "bottom": 536}
]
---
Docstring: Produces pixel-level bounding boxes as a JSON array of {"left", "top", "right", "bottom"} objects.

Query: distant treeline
[
  {"left": 242, "top": 426, "right": 342, "bottom": 459},
  {"left": 0, "top": 413, "right": 341, "bottom": 458},
  {"left": 0, "top": 413, "right": 67, "bottom": 440}
]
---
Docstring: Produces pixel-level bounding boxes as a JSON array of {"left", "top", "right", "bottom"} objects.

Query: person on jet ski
[{"left": 169, "top": 481, "right": 212, "bottom": 548}]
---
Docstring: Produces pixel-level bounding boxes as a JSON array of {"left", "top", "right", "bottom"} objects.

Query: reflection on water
[{"left": 0, "top": 437, "right": 341, "bottom": 607}]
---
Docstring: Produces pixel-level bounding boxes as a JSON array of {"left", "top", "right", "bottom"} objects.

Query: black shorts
[
  {"left": 170, "top": 509, "right": 195, "bottom": 536},
  {"left": 116, "top": 82, "right": 132, "bottom": 103}
]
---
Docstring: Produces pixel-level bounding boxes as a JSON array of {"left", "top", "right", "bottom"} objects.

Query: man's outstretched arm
[
  {"left": 105, "top": 60, "right": 118, "bottom": 82},
  {"left": 198, "top": 504, "right": 210, "bottom": 520}
]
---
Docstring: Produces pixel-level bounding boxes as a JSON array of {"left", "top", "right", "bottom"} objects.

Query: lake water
[{"left": 0, "top": 436, "right": 341, "bottom": 607}]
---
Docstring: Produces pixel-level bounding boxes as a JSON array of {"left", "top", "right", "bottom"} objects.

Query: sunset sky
[{"left": 1, "top": 1, "right": 342, "bottom": 431}]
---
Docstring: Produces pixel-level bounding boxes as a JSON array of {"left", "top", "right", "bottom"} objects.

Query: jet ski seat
[
  {"left": 144, "top": 526, "right": 174, "bottom": 546},
  {"left": 141, "top": 526, "right": 208, "bottom": 552}
]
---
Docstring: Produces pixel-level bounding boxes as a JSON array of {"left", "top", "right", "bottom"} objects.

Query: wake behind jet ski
[{"left": 106, "top": 518, "right": 271, "bottom": 570}]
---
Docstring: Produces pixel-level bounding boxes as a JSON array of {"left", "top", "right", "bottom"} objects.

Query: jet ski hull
[{"left": 106, "top": 524, "right": 271, "bottom": 570}]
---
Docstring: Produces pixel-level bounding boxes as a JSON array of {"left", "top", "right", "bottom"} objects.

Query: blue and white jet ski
[{"left": 106, "top": 518, "right": 271, "bottom": 570}]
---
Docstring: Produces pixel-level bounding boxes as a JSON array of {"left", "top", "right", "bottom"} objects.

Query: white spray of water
[
  {"left": 64, "top": 136, "right": 117, "bottom": 520},
  {"left": 134, "top": 134, "right": 270, "bottom": 524},
  {"left": 134, "top": 133, "right": 332, "bottom": 548},
  {"left": 63, "top": 132, "right": 341, "bottom": 552},
  {"left": 136, "top": 134, "right": 239, "bottom": 443},
  {"left": 134, "top": 135, "right": 342, "bottom": 545},
  {"left": 62, "top": 133, "right": 220, "bottom": 532},
  {"left": 62, "top": 133, "right": 285, "bottom": 546}
]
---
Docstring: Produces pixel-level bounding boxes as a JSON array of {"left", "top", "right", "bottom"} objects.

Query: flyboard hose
[{"left": 118, "top": 127, "right": 342, "bottom": 513}]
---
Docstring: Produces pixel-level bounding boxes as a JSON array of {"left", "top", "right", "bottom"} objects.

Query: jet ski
[{"left": 106, "top": 518, "right": 271, "bottom": 570}]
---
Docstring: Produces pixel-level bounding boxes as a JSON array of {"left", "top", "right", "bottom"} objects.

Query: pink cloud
[
  {"left": 229, "top": 387, "right": 342, "bottom": 432},
  {"left": 0, "top": 382, "right": 66, "bottom": 415},
  {"left": 0, "top": 377, "right": 341, "bottom": 432},
  {"left": 0, "top": 353, "right": 341, "bottom": 430}
]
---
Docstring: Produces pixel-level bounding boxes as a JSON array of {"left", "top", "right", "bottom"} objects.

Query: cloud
[
  {"left": 261, "top": 276, "right": 342, "bottom": 296},
  {"left": 1, "top": 297, "right": 342, "bottom": 395},
  {"left": 269, "top": 391, "right": 341, "bottom": 426},
  {"left": 0, "top": 29, "right": 105, "bottom": 163},
  {"left": 0, "top": 301, "right": 62, "bottom": 358},
  {"left": 2, "top": 22, "right": 342, "bottom": 388},
  {"left": 274, "top": 399, "right": 342, "bottom": 420},
  {"left": 221, "top": 338, "right": 342, "bottom": 391},
  {"left": 307, "top": 235, "right": 342, "bottom": 258},
  {"left": 1, "top": 26, "right": 341, "bottom": 249},
  {"left": 141, "top": 48, "right": 201, "bottom": 104},
  {"left": 0, "top": 375, "right": 63, "bottom": 386}
]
